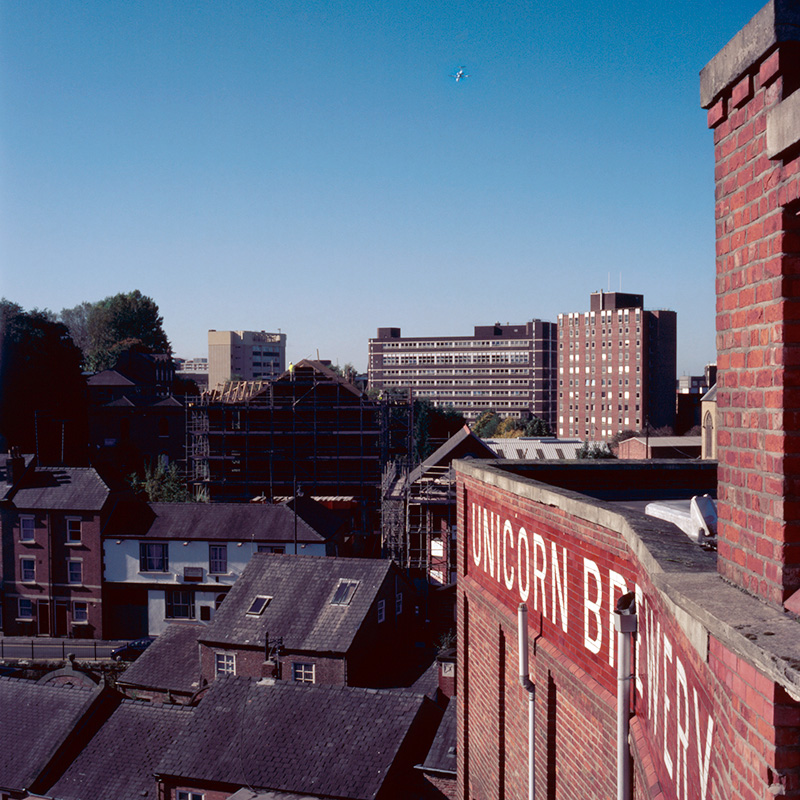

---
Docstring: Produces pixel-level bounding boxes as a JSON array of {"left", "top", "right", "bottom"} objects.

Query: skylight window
[
  {"left": 246, "top": 596, "right": 272, "bottom": 616},
  {"left": 330, "top": 580, "right": 359, "bottom": 606}
]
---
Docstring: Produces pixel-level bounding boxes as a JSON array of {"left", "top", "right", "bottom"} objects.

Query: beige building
[{"left": 207, "top": 330, "right": 286, "bottom": 390}]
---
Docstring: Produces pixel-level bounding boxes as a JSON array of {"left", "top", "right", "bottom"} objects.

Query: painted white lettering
[
  {"left": 583, "top": 558, "right": 602, "bottom": 654},
  {"left": 495, "top": 514, "right": 501, "bottom": 584},
  {"left": 693, "top": 689, "right": 714, "bottom": 800},
  {"left": 675, "top": 657, "right": 690, "bottom": 800},
  {"left": 533, "top": 533, "right": 548, "bottom": 617},
  {"left": 551, "top": 543, "right": 568, "bottom": 633},
  {"left": 483, "top": 509, "right": 494, "bottom": 578},
  {"left": 503, "top": 520, "right": 515, "bottom": 590},
  {"left": 517, "top": 527, "right": 530, "bottom": 602},
  {"left": 647, "top": 610, "right": 661, "bottom": 731},
  {"left": 635, "top": 584, "right": 644, "bottom": 698},
  {"left": 608, "top": 570, "right": 628, "bottom": 668},
  {"left": 471, "top": 504, "right": 482, "bottom": 566},
  {"left": 663, "top": 635, "right": 673, "bottom": 779}
]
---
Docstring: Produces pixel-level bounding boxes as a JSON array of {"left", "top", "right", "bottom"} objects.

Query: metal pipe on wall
[
  {"left": 613, "top": 592, "right": 637, "bottom": 800},
  {"left": 518, "top": 603, "right": 536, "bottom": 800}
]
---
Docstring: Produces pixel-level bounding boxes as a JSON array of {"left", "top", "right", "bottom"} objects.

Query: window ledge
[
  {"left": 72, "top": 620, "right": 89, "bottom": 625},
  {"left": 65, "top": 541, "right": 83, "bottom": 547},
  {"left": 15, "top": 617, "right": 34, "bottom": 623}
]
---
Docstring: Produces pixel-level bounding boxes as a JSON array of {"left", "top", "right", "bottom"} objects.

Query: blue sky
[{"left": 0, "top": 1, "right": 763, "bottom": 374}]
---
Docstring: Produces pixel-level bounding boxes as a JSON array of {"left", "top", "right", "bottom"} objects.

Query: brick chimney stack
[{"left": 702, "top": 0, "right": 800, "bottom": 607}]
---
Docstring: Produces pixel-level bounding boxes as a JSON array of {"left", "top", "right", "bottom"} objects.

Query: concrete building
[
  {"left": 368, "top": 321, "right": 557, "bottom": 425},
  {"left": 207, "top": 330, "right": 286, "bottom": 390},
  {"left": 456, "top": 5, "right": 800, "bottom": 799},
  {"left": 557, "top": 291, "right": 677, "bottom": 441}
]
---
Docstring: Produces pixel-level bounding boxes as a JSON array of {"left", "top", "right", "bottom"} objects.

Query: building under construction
[{"left": 187, "top": 361, "right": 387, "bottom": 524}]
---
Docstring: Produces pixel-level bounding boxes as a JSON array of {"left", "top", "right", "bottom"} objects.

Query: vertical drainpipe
[
  {"left": 613, "top": 591, "right": 637, "bottom": 800},
  {"left": 518, "top": 603, "right": 535, "bottom": 800}
]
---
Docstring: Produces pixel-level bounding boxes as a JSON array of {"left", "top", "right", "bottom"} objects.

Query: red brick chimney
[{"left": 702, "top": 0, "right": 800, "bottom": 607}]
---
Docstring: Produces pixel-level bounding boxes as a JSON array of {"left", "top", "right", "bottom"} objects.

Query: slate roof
[
  {"left": 135, "top": 503, "right": 329, "bottom": 543},
  {"left": 420, "top": 699, "right": 456, "bottom": 775},
  {"left": 408, "top": 425, "right": 497, "bottom": 485},
  {"left": 117, "top": 623, "right": 204, "bottom": 695},
  {"left": 87, "top": 369, "right": 135, "bottom": 387},
  {"left": 0, "top": 678, "right": 103, "bottom": 792},
  {"left": 48, "top": 700, "right": 194, "bottom": 800},
  {"left": 199, "top": 553, "right": 393, "bottom": 652},
  {"left": 157, "top": 677, "right": 426, "bottom": 799},
  {"left": 3, "top": 466, "right": 112, "bottom": 511}
]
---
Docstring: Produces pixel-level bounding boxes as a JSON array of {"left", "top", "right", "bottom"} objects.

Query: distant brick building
[
  {"left": 457, "top": 4, "right": 800, "bottom": 799},
  {"left": 368, "top": 322, "right": 557, "bottom": 425},
  {"left": 557, "top": 291, "right": 677, "bottom": 441}
]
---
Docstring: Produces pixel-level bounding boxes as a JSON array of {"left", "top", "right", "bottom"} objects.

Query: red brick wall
[
  {"left": 456, "top": 470, "right": 800, "bottom": 800},
  {"left": 707, "top": 30, "right": 800, "bottom": 606}
]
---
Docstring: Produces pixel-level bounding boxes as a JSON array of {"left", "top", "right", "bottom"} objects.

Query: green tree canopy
[
  {"left": 61, "top": 291, "right": 171, "bottom": 372},
  {"left": 0, "top": 299, "right": 87, "bottom": 461},
  {"left": 471, "top": 411, "right": 501, "bottom": 438},
  {"left": 129, "top": 462, "right": 191, "bottom": 502}
]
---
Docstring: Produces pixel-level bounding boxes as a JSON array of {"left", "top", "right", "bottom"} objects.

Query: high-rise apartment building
[
  {"left": 207, "top": 330, "right": 287, "bottom": 390},
  {"left": 557, "top": 291, "right": 676, "bottom": 441},
  {"left": 368, "top": 321, "right": 557, "bottom": 425}
]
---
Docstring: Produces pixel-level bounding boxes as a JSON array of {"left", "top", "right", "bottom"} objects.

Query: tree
[
  {"left": 577, "top": 441, "right": 615, "bottom": 459},
  {"left": 129, "top": 462, "right": 191, "bottom": 502},
  {"left": 472, "top": 411, "right": 501, "bottom": 438},
  {"left": 524, "top": 416, "right": 552, "bottom": 437},
  {"left": 59, "top": 301, "right": 94, "bottom": 360},
  {"left": 0, "top": 299, "right": 88, "bottom": 461},
  {"left": 494, "top": 417, "right": 525, "bottom": 438},
  {"left": 84, "top": 291, "right": 171, "bottom": 372}
]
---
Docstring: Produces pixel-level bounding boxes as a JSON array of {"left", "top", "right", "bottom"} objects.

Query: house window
[
  {"left": 18, "top": 598, "right": 33, "bottom": 619},
  {"left": 139, "top": 543, "right": 169, "bottom": 572},
  {"left": 73, "top": 602, "right": 88, "bottom": 623},
  {"left": 68, "top": 561, "right": 82, "bottom": 585},
  {"left": 66, "top": 518, "right": 81, "bottom": 543},
  {"left": 396, "top": 592, "right": 403, "bottom": 616},
  {"left": 209, "top": 544, "right": 227, "bottom": 574},
  {"left": 215, "top": 652, "right": 236, "bottom": 677},
  {"left": 377, "top": 599, "right": 386, "bottom": 623},
  {"left": 257, "top": 545, "right": 285, "bottom": 554},
  {"left": 20, "top": 558, "right": 35, "bottom": 583},
  {"left": 246, "top": 596, "right": 271, "bottom": 616},
  {"left": 165, "top": 590, "right": 195, "bottom": 619},
  {"left": 292, "top": 662, "right": 315, "bottom": 683},
  {"left": 330, "top": 579, "right": 359, "bottom": 606},
  {"left": 20, "top": 516, "right": 35, "bottom": 542},
  {"left": 177, "top": 793, "right": 204, "bottom": 800},
  {"left": 67, "top": 561, "right": 83, "bottom": 583}
]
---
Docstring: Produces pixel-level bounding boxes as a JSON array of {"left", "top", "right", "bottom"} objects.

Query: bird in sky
[{"left": 451, "top": 66, "right": 469, "bottom": 82}]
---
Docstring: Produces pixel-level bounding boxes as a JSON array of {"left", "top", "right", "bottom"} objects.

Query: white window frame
[
  {"left": 177, "top": 793, "right": 204, "bottom": 800},
  {"left": 68, "top": 560, "right": 82, "bottom": 585},
  {"left": 66, "top": 517, "right": 81, "bottom": 544},
  {"left": 73, "top": 601, "right": 89, "bottom": 623},
  {"left": 165, "top": 590, "right": 195, "bottom": 620},
  {"left": 395, "top": 592, "right": 403, "bottom": 616},
  {"left": 18, "top": 598, "right": 33, "bottom": 619},
  {"left": 139, "top": 542, "right": 169, "bottom": 572},
  {"left": 377, "top": 599, "right": 386, "bottom": 623},
  {"left": 20, "top": 558, "right": 35, "bottom": 583},
  {"left": 214, "top": 652, "right": 236, "bottom": 677},
  {"left": 292, "top": 662, "right": 315, "bottom": 683},
  {"left": 19, "top": 516, "right": 35, "bottom": 542}
]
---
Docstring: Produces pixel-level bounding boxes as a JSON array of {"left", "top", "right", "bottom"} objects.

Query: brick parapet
[
  {"left": 702, "top": 0, "right": 800, "bottom": 605},
  {"left": 456, "top": 460, "right": 800, "bottom": 798}
]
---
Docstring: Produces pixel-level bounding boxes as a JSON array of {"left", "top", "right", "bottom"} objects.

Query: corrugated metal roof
[{"left": 484, "top": 438, "right": 584, "bottom": 460}]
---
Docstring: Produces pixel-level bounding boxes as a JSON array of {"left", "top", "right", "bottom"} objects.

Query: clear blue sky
[{"left": 0, "top": 0, "right": 763, "bottom": 374}]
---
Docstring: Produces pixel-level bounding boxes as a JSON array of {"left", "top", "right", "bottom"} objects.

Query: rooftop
[{"left": 2, "top": 466, "right": 114, "bottom": 511}]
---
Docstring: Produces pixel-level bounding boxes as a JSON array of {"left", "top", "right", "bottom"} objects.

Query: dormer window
[
  {"left": 330, "top": 579, "right": 359, "bottom": 605},
  {"left": 247, "top": 596, "right": 271, "bottom": 616}
]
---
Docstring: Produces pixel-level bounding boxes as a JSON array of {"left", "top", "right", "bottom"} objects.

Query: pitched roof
[
  {"left": 420, "top": 699, "right": 456, "bottom": 775},
  {"left": 0, "top": 678, "right": 102, "bottom": 792},
  {"left": 408, "top": 425, "right": 497, "bottom": 485},
  {"left": 48, "top": 700, "right": 194, "bottom": 800},
  {"left": 3, "top": 466, "right": 112, "bottom": 511},
  {"left": 87, "top": 369, "right": 135, "bottom": 386},
  {"left": 117, "top": 623, "right": 204, "bottom": 695},
  {"left": 136, "top": 503, "right": 328, "bottom": 543},
  {"left": 199, "top": 553, "right": 393, "bottom": 652},
  {"left": 157, "top": 677, "right": 426, "bottom": 799}
]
